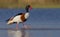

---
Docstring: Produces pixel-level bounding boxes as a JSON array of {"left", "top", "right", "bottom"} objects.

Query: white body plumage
[{"left": 7, "top": 13, "right": 29, "bottom": 24}]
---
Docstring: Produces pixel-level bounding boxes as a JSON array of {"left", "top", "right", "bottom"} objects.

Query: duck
[{"left": 6, "top": 5, "right": 32, "bottom": 29}]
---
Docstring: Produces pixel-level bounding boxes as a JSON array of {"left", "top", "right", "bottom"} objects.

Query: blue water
[{"left": 0, "top": 8, "right": 60, "bottom": 37}]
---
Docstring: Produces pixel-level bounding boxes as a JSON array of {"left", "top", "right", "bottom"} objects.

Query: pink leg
[
  {"left": 16, "top": 23, "right": 18, "bottom": 30},
  {"left": 22, "top": 23, "right": 30, "bottom": 29},
  {"left": 22, "top": 23, "right": 25, "bottom": 28}
]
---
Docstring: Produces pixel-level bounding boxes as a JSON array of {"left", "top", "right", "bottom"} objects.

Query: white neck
[{"left": 25, "top": 12, "right": 29, "bottom": 19}]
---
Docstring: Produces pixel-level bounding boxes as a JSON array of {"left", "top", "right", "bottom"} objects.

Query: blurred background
[
  {"left": 0, "top": 0, "right": 60, "bottom": 37},
  {"left": 0, "top": 0, "right": 60, "bottom": 8}
]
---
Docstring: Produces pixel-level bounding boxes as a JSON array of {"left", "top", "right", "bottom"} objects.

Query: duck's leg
[
  {"left": 22, "top": 23, "right": 30, "bottom": 29},
  {"left": 22, "top": 23, "right": 25, "bottom": 28},
  {"left": 16, "top": 23, "right": 19, "bottom": 30}
]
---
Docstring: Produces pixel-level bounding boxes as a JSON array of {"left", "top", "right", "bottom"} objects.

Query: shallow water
[{"left": 0, "top": 8, "right": 60, "bottom": 37}]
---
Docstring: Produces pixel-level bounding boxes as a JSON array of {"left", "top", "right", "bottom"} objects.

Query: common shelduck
[{"left": 7, "top": 5, "right": 32, "bottom": 29}]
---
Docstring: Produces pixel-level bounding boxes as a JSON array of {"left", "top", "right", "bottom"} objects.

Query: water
[
  {"left": 8, "top": 30, "right": 29, "bottom": 37},
  {"left": 0, "top": 8, "right": 60, "bottom": 37}
]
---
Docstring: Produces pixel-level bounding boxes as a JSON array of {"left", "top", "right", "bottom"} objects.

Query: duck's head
[{"left": 25, "top": 5, "right": 32, "bottom": 12}]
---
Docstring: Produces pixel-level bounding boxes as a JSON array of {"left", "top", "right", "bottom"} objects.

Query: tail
[
  {"left": 6, "top": 17, "right": 14, "bottom": 25},
  {"left": 7, "top": 21, "right": 16, "bottom": 25},
  {"left": 6, "top": 17, "right": 14, "bottom": 22}
]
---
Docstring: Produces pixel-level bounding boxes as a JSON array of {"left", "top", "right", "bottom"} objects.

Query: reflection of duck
[
  {"left": 8, "top": 30, "right": 29, "bottom": 37},
  {"left": 7, "top": 5, "right": 32, "bottom": 29}
]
